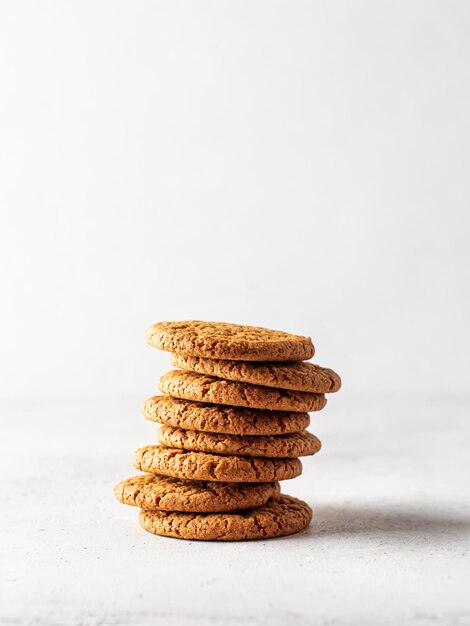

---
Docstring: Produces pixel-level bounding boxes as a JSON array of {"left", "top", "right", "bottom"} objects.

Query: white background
[
  {"left": 1, "top": 0, "right": 470, "bottom": 400},
  {"left": 1, "top": 3, "right": 470, "bottom": 626}
]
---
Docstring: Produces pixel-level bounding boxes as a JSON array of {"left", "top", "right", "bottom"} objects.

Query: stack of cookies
[{"left": 115, "top": 321, "right": 340, "bottom": 541}]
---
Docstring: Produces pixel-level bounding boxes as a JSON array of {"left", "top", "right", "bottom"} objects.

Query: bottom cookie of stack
[{"left": 139, "top": 494, "right": 312, "bottom": 541}]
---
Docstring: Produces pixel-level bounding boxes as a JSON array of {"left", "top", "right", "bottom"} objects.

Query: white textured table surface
[{"left": 1, "top": 394, "right": 469, "bottom": 626}]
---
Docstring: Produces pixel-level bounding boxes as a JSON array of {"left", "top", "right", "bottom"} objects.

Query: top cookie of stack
[{"left": 146, "top": 320, "right": 317, "bottom": 362}]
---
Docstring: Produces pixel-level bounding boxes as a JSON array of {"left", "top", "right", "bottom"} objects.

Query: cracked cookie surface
[
  {"left": 114, "top": 473, "right": 279, "bottom": 512},
  {"left": 146, "top": 320, "right": 314, "bottom": 361},
  {"left": 143, "top": 396, "right": 311, "bottom": 435},
  {"left": 171, "top": 354, "right": 341, "bottom": 393},
  {"left": 157, "top": 426, "right": 321, "bottom": 458},
  {"left": 139, "top": 494, "right": 312, "bottom": 540},
  {"left": 159, "top": 370, "right": 326, "bottom": 413},
  {"left": 133, "top": 445, "right": 302, "bottom": 482}
]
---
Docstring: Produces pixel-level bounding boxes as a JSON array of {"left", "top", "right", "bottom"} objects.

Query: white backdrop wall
[{"left": 1, "top": 1, "right": 469, "bottom": 400}]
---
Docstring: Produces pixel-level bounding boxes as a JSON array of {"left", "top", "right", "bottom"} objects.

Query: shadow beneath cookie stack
[
  {"left": 306, "top": 504, "right": 470, "bottom": 542},
  {"left": 115, "top": 321, "right": 341, "bottom": 541}
]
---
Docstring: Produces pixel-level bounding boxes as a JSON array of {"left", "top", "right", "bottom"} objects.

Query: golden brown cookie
[
  {"left": 171, "top": 353, "right": 341, "bottom": 393},
  {"left": 114, "top": 474, "right": 279, "bottom": 512},
  {"left": 134, "top": 445, "right": 302, "bottom": 482},
  {"left": 146, "top": 321, "right": 314, "bottom": 362},
  {"left": 159, "top": 370, "right": 326, "bottom": 413},
  {"left": 156, "top": 426, "right": 321, "bottom": 458},
  {"left": 143, "top": 396, "right": 311, "bottom": 436},
  {"left": 139, "top": 494, "right": 312, "bottom": 541}
]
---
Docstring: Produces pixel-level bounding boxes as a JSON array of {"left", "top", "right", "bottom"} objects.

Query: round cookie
[
  {"left": 114, "top": 474, "right": 280, "bottom": 513},
  {"left": 139, "top": 494, "right": 312, "bottom": 541},
  {"left": 143, "top": 396, "right": 311, "bottom": 436},
  {"left": 157, "top": 426, "right": 322, "bottom": 458},
  {"left": 159, "top": 370, "right": 326, "bottom": 413},
  {"left": 171, "top": 353, "right": 341, "bottom": 393},
  {"left": 134, "top": 445, "right": 302, "bottom": 483},
  {"left": 146, "top": 320, "right": 314, "bottom": 362}
]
